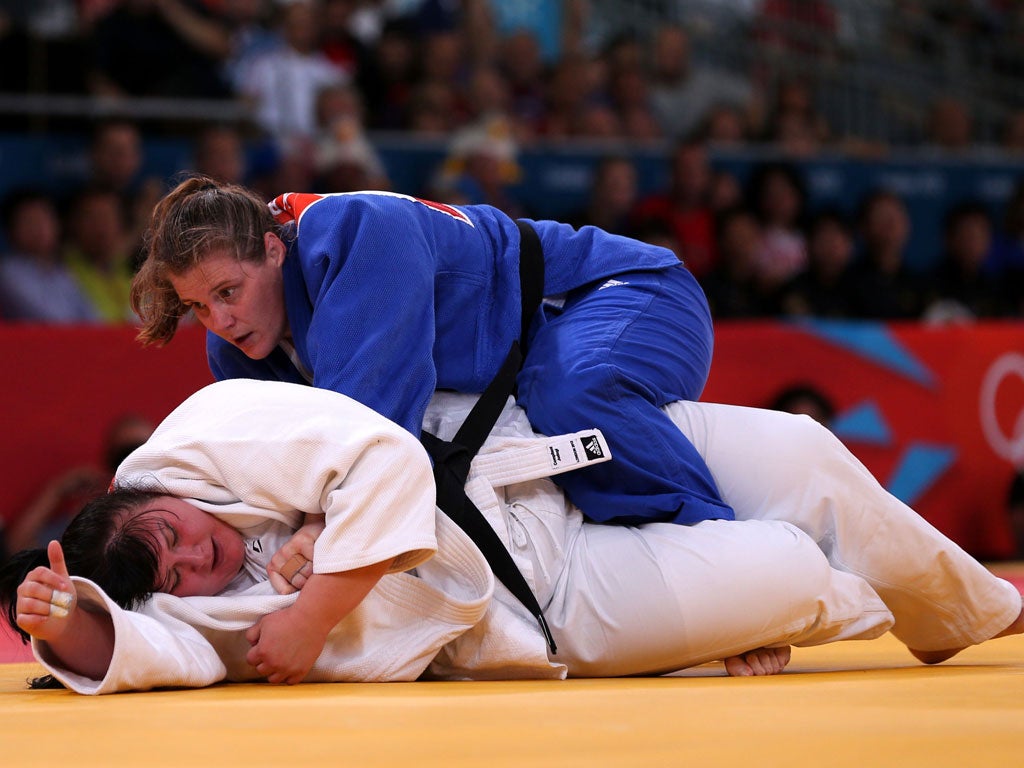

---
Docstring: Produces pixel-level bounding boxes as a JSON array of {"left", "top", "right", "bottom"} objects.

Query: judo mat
[{"left": 3, "top": 566, "right": 1023, "bottom": 767}]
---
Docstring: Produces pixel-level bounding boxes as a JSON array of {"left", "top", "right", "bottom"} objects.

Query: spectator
[
  {"left": 497, "top": 29, "right": 548, "bottom": 135},
  {"left": 0, "top": 1, "right": 86, "bottom": 95},
  {"left": 538, "top": 54, "right": 597, "bottom": 139},
  {"left": 220, "top": 0, "right": 283, "bottom": 94},
  {"left": 417, "top": 25, "right": 468, "bottom": 101},
  {"left": 648, "top": 24, "right": 755, "bottom": 141},
  {"left": 87, "top": 0, "right": 232, "bottom": 98},
  {"left": 192, "top": 124, "right": 249, "bottom": 186},
  {"left": 990, "top": 177, "right": 1024, "bottom": 316},
  {"left": 567, "top": 155, "right": 639, "bottom": 236},
  {"left": 607, "top": 64, "right": 662, "bottom": 142},
  {"left": 482, "top": 0, "right": 586, "bottom": 65},
  {"left": 62, "top": 186, "right": 136, "bottom": 323},
  {"left": 762, "top": 76, "right": 830, "bottom": 156},
  {"left": 849, "top": 189, "right": 926, "bottom": 319},
  {"left": 320, "top": 0, "right": 369, "bottom": 79},
  {"left": 1001, "top": 109, "right": 1024, "bottom": 153},
  {"left": 631, "top": 139, "right": 717, "bottom": 279},
  {"left": 746, "top": 161, "right": 809, "bottom": 288},
  {"left": 239, "top": 0, "right": 349, "bottom": 147},
  {"left": 4, "top": 413, "right": 153, "bottom": 554},
  {"left": 406, "top": 79, "right": 458, "bottom": 136},
  {"left": 427, "top": 116, "right": 525, "bottom": 218},
  {"left": 601, "top": 30, "right": 645, "bottom": 81},
  {"left": 923, "top": 202, "right": 1008, "bottom": 322},
  {"left": 779, "top": 208, "right": 856, "bottom": 318},
  {"left": 708, "top": 170, "right": 744, "bottom": 214},
  {"left": 0, "top": 189, "right": 98, "bottom": 323},
  {"left": 700, "top": 206, "right": 776, "bottom": 319},
  {"left": 312, "top": 83, "right": 390, "bottom": 193},
  {"left": 358, "top": 16, "right": 418, "bottom": 131},
  {"left": 634, "top": 219, "right": 683, "bottom": 261},
  {"left": 925, "top": 96, "right": 974, "bottom": 152},
  {"left": 462, "top": 64, "right": 513, "bottom": 129},
  {"left": 87, "top": 120, "right": 164, "bottom": 259},
  {"left": 753, "top": 0, "right": 840, "bottom": 62},
  {"left": 700, "top": 103, "right": 750, "bottom": 146},
  {"left": 767, "top": 383, "right": 836, "bottom": 428}
]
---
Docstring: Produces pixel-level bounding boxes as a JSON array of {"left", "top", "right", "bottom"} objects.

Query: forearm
[
  {"left": 290, "top": 560, "right": 393, "bottom": 638},
  {"left": 37, "top": 607, "right": 115, "bottom": 681},
  {"left": 156, "top": 0, "right": 231, "bottom": 59}
]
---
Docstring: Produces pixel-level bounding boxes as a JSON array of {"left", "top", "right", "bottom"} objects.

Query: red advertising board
[{"left": 2, "top": 320, "right": 1022, "bottom": 558}]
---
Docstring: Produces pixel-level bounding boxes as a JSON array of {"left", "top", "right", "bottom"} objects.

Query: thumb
[
  {"left": 245, "top": 619, "right": 262, "bottom": 646},
  {"left": 47, "top": 540, "right": 71, "bottom": 579}
]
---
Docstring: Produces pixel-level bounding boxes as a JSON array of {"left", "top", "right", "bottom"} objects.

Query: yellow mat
[{"left": 2, "top": 632, "right": 1022, "bottom": 768}]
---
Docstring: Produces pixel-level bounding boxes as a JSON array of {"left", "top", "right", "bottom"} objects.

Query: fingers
[
  {"left": 245, "top": 621, "right": 261, "bottom": 646},
  {"left": 267, "top": 571, "right": 297, "bottom": 595},
  {"left": 47, "top": 540, "right": 70, "bottom": 579},
  {"left": 15, "top": 559, "right": 78, "bottom": 639},
  {"left": 267, "top": 553, "right": 311, "bottom": 595}
]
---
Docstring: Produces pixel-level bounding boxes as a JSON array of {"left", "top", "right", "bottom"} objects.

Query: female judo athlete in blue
[{"left": 131, "top": 177, "right": 730, "bottom": 527}]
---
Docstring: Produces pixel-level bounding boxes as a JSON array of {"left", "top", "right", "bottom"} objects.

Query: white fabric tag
[{"left": 471, "top": 429, "right": 612, "bottom": 488}]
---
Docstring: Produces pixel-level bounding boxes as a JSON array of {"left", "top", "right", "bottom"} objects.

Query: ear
[{"left": 264, "top": 231, "right": 287, "bottom": 267}]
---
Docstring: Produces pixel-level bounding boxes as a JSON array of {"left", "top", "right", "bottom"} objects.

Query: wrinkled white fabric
[{"left": 33, "top": 381, "right": 1021, "bottom": 692}]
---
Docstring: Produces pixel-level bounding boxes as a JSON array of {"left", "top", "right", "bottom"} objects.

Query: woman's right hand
[{"left": 15, "top": 540, "right": 78, "bottom": 643}]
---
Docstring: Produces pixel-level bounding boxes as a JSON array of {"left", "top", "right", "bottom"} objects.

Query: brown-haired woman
[{"left": 133, "top": 176, "right": 726, "bottom": 529}]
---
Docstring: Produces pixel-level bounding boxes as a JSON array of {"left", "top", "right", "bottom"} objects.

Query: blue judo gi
[{"left": 208, "top": 191, "right": 734, "bottom": 525}]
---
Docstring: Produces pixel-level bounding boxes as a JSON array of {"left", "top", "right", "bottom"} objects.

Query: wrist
[{"left": 289, "top": 588, "right": 339, "bottom": 638}]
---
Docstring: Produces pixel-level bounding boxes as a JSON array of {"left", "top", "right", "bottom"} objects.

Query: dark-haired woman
[{"left": 5, "top": 380, "right": 1022, "bottom": 693}]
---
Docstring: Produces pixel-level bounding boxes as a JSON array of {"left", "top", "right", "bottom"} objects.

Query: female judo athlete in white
[{"left": 3, "top": 379, "right": 1023, "bottom": 693}]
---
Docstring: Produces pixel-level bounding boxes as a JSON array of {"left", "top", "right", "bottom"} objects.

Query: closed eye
[{"left": 158, "top": 521, "right": 181, "bottom": 594}]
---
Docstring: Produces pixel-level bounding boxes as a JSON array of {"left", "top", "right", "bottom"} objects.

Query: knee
[
  {"left": 773, "top": 411, "right": 849, "bottom": 466},
  {"left": 755, "top": 521, "right": 835, "bottom": 604}
]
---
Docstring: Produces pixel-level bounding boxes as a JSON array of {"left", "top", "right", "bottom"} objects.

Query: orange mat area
[{"left": 2, "top": 631, "right": 1023, "bottom": 768}]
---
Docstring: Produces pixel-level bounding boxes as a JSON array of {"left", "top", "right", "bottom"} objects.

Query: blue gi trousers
[{"left": 516, "top": 264, "right": 735, "bottom": 525}]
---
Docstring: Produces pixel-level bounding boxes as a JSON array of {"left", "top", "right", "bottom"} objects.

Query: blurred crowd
[{"left": 0, "top": 0, "right": 1022, "bottom": 324}]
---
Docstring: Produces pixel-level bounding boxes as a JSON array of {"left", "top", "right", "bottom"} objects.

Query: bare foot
[
  {"left": 908, "top": 647, "right": 964, "bottom": 664},
  {"left": 910, "top": 595, "right": 1024, "bottom": 665},
  {"left": 724, "top": 646, "right": 791, "bottom": 676}
]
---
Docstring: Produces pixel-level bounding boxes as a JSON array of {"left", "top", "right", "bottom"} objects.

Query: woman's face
[
  {"left": 138, "top": 496, "right": 246, "bottom": 597},
  {"left": 169, "top": 232, "right": 289, "bottom": 360}
]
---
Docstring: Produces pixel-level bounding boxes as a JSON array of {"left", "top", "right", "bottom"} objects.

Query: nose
[
  {"left": 174, "top": 546, "right": 208, "bottom": 571},
  {"left": 206, "top": 303, "right": 235, "bottom": 335}
]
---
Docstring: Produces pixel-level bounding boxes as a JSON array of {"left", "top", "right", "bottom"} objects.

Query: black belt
[{"left": 420, "top": 220, "right": 556, "bottom": 653}]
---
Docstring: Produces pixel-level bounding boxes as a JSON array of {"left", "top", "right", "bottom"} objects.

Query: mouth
[
  {"left": 212, "top": 537, "right": 220, "bottom": 572},
  {"left": 233, "top": 333, "right": 252, "bottom": 348}
]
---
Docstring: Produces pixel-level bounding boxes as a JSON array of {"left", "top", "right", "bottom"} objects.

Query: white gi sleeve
[
  {"left": 32, "top": 577, "right": 227, "bottom": 695},
  {"left": 116, "top": 379, "right": 438, "bottom": 575}
]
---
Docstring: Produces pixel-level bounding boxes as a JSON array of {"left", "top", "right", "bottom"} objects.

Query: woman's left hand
[{"left": 267, "top": 517, "right": 324, "bottom": 594}]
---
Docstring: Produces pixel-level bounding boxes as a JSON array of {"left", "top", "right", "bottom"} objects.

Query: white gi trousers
[{"left": 453, "top": 399, "right": 1022, "bottom": 678}]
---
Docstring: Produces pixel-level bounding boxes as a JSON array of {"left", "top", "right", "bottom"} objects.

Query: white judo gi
[{"left": 32, "top": 380, "right": 1021, "bottom": 693}]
